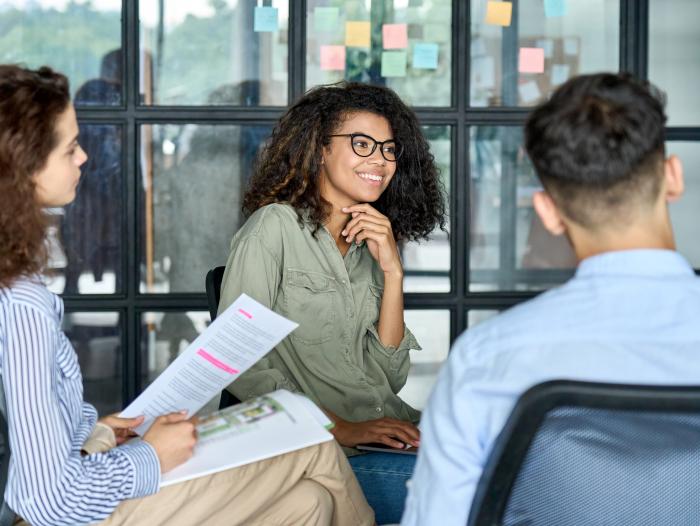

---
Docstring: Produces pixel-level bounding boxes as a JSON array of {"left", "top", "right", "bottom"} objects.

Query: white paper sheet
[
  {"left": 121, "top": 294, "right": 298, "bottom": 434},
  {"left": 160, "top": 390, "right": 333, "bottom": 487}
]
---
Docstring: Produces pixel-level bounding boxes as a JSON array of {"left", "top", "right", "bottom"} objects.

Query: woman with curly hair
[
  {"left": 218, "top": 81, "right": 446, "bottom": 524},
  {"left": 0, "top": 65, "right": 373, "bottom": 526}
]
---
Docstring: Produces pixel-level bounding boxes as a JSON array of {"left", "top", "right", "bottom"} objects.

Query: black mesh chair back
[
  {"left": 0, "top": 376, "right": 17, "bottom": 526},
  {"left": 468, "top": 380, "right": 700, "bottom": 526},
  {"left": 205, "top": 266, "right": 241, "bottom": 409}
]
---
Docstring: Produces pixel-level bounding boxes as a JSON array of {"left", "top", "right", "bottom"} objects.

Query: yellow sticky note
[
  {"left": 345, "top": 21, "right": 371, "bottom": 48},
  {"left": 485, "top": 1, "right": 512, "bottom": 27}
]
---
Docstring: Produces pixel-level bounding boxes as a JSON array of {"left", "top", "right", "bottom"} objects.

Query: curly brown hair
[
  {"left": 0, "top": 65, "right": 70, "bottom": 288},
  {"left": 243, "top": 82, "right": 446, "bottom": 241}
]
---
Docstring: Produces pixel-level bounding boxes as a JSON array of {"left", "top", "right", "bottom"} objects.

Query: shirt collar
[{"left": 576, "top": 249, "right": 694, "bottom": 279}]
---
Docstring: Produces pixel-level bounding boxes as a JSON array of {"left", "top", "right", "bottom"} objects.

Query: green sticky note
[
  {"left": 314, "top": 7, "right": 339, "bottom": 32},
  {"left": 381, "top": 51, "right": 407, "bottom": 77}
]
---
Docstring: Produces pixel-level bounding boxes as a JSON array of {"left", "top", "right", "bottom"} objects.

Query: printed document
[
  {"left": 161, "top": 389, "right": 334, "bottom": 486},
  {"left": 121, "top": 294, "right": 298, "bottom": 434}
]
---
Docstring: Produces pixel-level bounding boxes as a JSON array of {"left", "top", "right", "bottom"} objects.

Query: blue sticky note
[
  {"left": 413, "top": 43, "right": 439, "bottom": 70},
  {"left": 544, "top": 0, "right": 567, "bottom": 17},
  {"left": 254, "top": 6, "right": 278, "bottom": 32}
]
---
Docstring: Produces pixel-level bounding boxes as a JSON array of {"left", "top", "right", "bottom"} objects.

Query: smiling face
[
  {"left": 33, "top": 104, "right": 88, "bottom": 207},
  {"left": 319, "top": 111, "right": 397, "bottom": 208}
]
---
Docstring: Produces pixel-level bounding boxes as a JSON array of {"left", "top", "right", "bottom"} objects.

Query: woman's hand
[
  {"left": 328, "top": 411, "right": 420, "bottom": 449},
  {"left": 341, "top": 204, "right": 403, "bottom": 278},
  {"left": 98, "top": 414, "right": 145, "bottom": 445}
]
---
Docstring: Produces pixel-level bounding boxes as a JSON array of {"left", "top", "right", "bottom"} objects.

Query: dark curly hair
[
  {"left": 243, "top": 82, "right": 446, "bottom": 241},
  {"left": 0, "top": 65, "right": 70, "bottom": 287}
]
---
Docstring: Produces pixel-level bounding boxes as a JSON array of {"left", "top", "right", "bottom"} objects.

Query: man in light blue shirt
[{"left": 402, "top": 73, "right": 694, "bottom": 526}]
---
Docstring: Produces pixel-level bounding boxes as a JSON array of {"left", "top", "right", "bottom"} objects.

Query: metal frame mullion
[{"left": 620, "top": 0, "right": 649, "bottom": 78}]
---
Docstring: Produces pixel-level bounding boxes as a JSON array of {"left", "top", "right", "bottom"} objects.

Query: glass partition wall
[{"left": 2, "top": 0, "right": 695, "bottom": 410}]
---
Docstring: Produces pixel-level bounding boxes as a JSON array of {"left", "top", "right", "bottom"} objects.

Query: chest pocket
[{"left": 284, "top": 269, "right": 337, "bottom": 345}]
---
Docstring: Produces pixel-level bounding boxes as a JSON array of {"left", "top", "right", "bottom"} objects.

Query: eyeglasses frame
[{"left": 329, "top": 133, "right": 403, "bottom": 162}]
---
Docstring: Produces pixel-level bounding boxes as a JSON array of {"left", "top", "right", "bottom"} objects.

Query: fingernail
[
  {"left": 346, "top": 237, "right": 351, "bottom": 242},
  {"left": 341, "top": 230, "right": 347, "bottom": 236},
  {"left": 341, "top": 207, "right": 349, "bottom": 212}
]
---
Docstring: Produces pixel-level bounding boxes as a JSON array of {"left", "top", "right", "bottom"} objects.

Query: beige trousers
[{"left": 100, "top": 440, "right": 373, "bottom": 526}]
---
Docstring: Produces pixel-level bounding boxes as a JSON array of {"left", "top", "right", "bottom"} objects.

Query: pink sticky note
[
  {"left": 383, "top": 23, "right": 408, "bottom": 49},
  {"left": 519, "top": 47, "right": 545, "bottom": 74},
  {"left": 320, "top": 45, "right": 346, "bottom": 71}
]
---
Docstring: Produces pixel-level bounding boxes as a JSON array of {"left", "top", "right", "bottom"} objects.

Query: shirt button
[{"left": 375, "top": 407, "right": 382, "bottom": 413}]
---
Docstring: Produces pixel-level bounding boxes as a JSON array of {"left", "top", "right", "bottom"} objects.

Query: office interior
[{"left": 1, "top": 0, "right": 697, "bottom": 416}]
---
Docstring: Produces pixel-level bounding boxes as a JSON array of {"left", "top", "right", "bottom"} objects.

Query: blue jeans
[{"left": 348, "top": 452, "right": 416, "bottom": 525}]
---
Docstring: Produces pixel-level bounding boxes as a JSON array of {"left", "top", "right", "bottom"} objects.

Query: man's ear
[
  {"left": 533, "top": 190, "right": 567, "bottom": 236},
  {"left": 664, "top": 154, "right": 684, "bottom": 203}
]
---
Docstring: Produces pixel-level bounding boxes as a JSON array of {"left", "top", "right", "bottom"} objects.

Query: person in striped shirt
[{"left": 0, "top": 64, "right": 374, "bottom": 526}]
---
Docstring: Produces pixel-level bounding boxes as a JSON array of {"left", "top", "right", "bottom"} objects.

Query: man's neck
[{"left": 568, "top": 217, "right": 676, "bottom": 262}]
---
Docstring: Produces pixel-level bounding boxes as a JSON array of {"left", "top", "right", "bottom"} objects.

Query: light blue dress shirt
[{"left": 402, "top": 249, "right": 700, "bottom": 526}]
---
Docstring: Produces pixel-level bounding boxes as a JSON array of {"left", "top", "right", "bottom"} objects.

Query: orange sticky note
[
  {"left": 345, "top": 21, "right": 371, "bottom": 47},
  {"left": 519, "top": 47, "right": 545, "bottom": 74},
  {"left": 485, "top": 1, "right": 512, "bottom": 26},
  {"left": 383, "top": 23, "right": 408, "bottom": 49},
  {"left": 320, "top": 45, "right": 346, "bottom": 71}
]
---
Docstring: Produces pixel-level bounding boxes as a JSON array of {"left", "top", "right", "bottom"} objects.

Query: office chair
[
  {"left": 468, "top": 380, "right": 700, "bottom": 526},
  {"left": 0, "top": 378, "right": 17, "bottom": 526},
  {"left": 205, "top": 266, "right": 241, "bottom": 409}
]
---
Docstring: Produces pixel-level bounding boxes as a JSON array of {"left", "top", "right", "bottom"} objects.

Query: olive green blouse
[{"left": 218, "top": 203, "right": 421, "bottom": 440}]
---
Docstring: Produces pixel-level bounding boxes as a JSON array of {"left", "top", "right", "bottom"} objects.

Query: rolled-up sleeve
[
  {"left": 218, "top": 233, "right": 299, "bottom": 400},
  {"left": 3, "top": 303, "right": 160, "bottom": 526},
  {"left": 366, "top": 323, "right": 421, "bottom": 394}
]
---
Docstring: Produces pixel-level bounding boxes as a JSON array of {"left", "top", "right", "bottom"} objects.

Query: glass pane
[
  {"left": 140, "top": 123, "right": 272, "bottom": 293},
  {"left": 140, "top": 311, "right": 220, "bottom": 413},
  {"left": 668, "top": 142, "right": 700, "bottom": 266},
  {"left": 649, "top": 0, "right": 700, "bottom": 125},
  {"left": 402, "top": 125, "right": 451, "bottom": 292},
  {"left": 467, "top": 309, "right": 500, "bottom": 328},
  {"left": 46, "top": 123, "right": 123, "bottom": 294},
  {"left": 398, "top": 310, "right": 450, "bottom": 410},
  {"left": 0, "top": 1, "right": 122, "bottom": 105},
  {"left": 470, "top": 0, "right": 619, "bottom": 107},
  {"left": 306, "top": 0, "right": 452, "bottom": 106},
  {"left": 140, "top": 1, "right": 288, "bottom": 106},
  {"left": 469, "top": 126, "right": 575, "bottom": 291},
  {"left": 63, "top": 311, "right": 122, "bottom": 415}
]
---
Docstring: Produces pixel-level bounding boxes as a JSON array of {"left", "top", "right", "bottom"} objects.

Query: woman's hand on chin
[{"left": 341, "top": 204, "right": 403, "bottom": 277}]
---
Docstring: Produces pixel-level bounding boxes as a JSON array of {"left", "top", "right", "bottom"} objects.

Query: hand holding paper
[{"left": 121, "top": 294, "right": 298, "bottom": 435}]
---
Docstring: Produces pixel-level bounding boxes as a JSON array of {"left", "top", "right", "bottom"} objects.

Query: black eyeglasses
[{"left": 329, "top": 133, "right": 403, "bottom": 162}]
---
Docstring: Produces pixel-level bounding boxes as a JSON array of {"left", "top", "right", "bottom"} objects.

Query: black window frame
[{"left": 65, "top": 0, "right": 700, "bottom": 405}]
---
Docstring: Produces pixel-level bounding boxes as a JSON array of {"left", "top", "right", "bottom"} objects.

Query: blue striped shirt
[{"left": 0, "top": 278, "right": 160, "bottom": 526}]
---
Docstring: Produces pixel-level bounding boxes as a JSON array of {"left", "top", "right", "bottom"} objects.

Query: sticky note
[
  {"left": 519, "top": 48, "right": 545, "bottom": 74},
  {"left": 383, "top": 23, "right": 408, "bottom": 49},
  {"left": 412, "top": 43, "right": 439, "bottom": 69},
  {"left": 381, "top": 51, "right": 407, "bottom": 77},
  {"left": 345, "top": 21, "right": 371, "bottom": 47},
  {"left": 564, "top": 37, "right": 579, "bottom": 55},
  {"left": 424, "top": 23, "right": 450, "bottom": 43},
  {"left": 551, "top": 63, "right": 570, "bottom": 85},
  {"left": 320, "top": 45, "right": 346, "bottom": 71},
  {"left": 485, "top": 1, "right": 512, "bottom": 27},
  {"left": 471, "top": 38, "right": 487, "bottom": 56},
  {"left": 518, "top": 81, "right": 541, "bottom": 103},
  {"left": 544, "top": 0, "right": 567, "bottom": 17},
  {"left": 314, "top": 7, "right": 339, "bottom": 32},
  {"left": 472, "top": 56, "right": 495, "bottom": 88},
  {"left": 535, "top": 38, "right": 554, "bottom": 59},
  {"left": 254, "top": 6, "right": 278, "bottom": 32}
]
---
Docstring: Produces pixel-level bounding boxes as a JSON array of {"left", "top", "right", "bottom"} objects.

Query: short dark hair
[
  {"left": 243, "top": 81, "right": 446, "bottom": 241},
  {"left": 0, "top": 65, "right": 70, "bottom": 287},
  {"left": 524, "top": 73, "right": 667, "bottom": 228}
]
